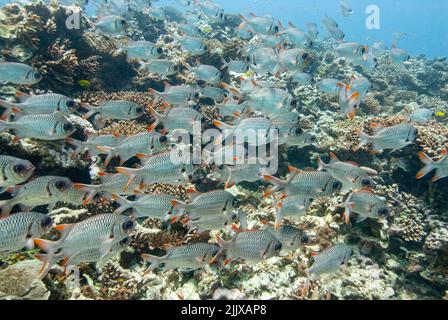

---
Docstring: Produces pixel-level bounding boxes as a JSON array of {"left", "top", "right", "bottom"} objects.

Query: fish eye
[
  {"left": 66, "top": 100, "right": 76, "bottom": 108},
  {"left": 122, "top": 220, "right": 135, "bottom": 231},
  {"left": 159, "top": 135, "right": 168, "bottom": 143},
  {"left": 41, "top": 216, "right": 53, "bottom": 228},
  {"left": 274, "top": 242, "right": 282, "bottom": 251},
  {"left": 274, "top": 25, "right": 279, "bottom": 32},
  {"left": 231, "top": 213, "right": 237, "bottom": 220},
  {"left": 55, "top": 180, "right": 68, "bottom": 190},
  {"left": 120, "top": 237, "right": 131, "bottom": 245},
  {"left": 200, "top": 117, "right": 206, "bottom": 123},
  {"left": 378, "top": 207, "right": 389, "bottom": 216},
  {"left": 309, "top": 135, "right": 317, "bottom": 142},
  {"left": 300, "top": 234, "right": 309, "bottom": 244},
  {"left": 120, "top": 19, "right": 127, "bottom": 26},
  {"left": 194, "top": 92, "right": 200, "bottom": 99},
  {"left": 136, "top": 107, "right": 144, "bottom": 113},
  {"left": 302, "top": 52, "right": 309, "bottom": 60},
  {"left": 13, "top": 164, "right": 26, "bottom": 174},
  {"left": 63, "top": 122, "right": 74, "bottom": 132},
  {"left": 157, "top": 47, "right": 163, "bottom": 54},
  {"left": 34, "top": 72, "right": 42, "bottom": 79},
  {"left": 361, "top": 178, "right": 372, "bottom": 186},
  {"left": 204, "top": 46, "right": 208, "bottom": 51},
  {"left": 295, "top": 127, "right": 303, "bottom": 135},
  {"left": 291, "top": 99, "right": 298, "bottom": 107},
  {"left": 332, "top": 181, "right": 342, "bottom": 190},
  {"left": 173, "top": 65, "right": 179, "bottom": 70}
]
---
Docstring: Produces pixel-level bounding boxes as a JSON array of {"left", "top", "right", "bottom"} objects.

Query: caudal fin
[
  {"left": 262, "top": 175, "right": 286, "bottom": 197},
  {"left": 112, "top": 194, "right": 133, "bottom": 214},
  {"left": 354, "top": 130, "right": 371, "bottom": 152},
  {"left": 416, "top": 152, "right": 434, "bottom": 180},
  {"left": 141, "top": 254, "right": 163, "bottom": 271},
  {"left": 0, "top": 200, "right": 13, "bottom": 218}
]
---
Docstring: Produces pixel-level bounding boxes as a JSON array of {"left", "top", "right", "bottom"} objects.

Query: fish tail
[
  {"left": 0, "top": 99, "right": 17, "bottom": 120},
  {"left": 115, "top": 167, "right": 139, "bottom": 192},
  {"left": 148, "top": 87, "right": 162, "bottom": 97},
  {"left": 111, "top": 194, "right": 132, "bottom": 214},
  {"left": 262, "top": 175, "right": 286, "bottom": 197},
  {"left": 96, "top": 145, "right": 114, "bottom": 166},
  {"left": 171, "top": 199, "right": 188, "bottom": 218},
  {"left": 73, "top": 183, "right": 100, "bottom": 205},
  {"left": 64, "top": 138, "right": 85, "bottom": 155},
  {"left": 344, "top": 201, "right": 355, "bottom": 225},
  {"left": 354, "top": 130, "right": 371, "bottom": 151},
  {"left": 316, "top": 156, "right": 327, "bottom": 171},
  {"left": 141, "top": 254, "right": 163, "bottom": 271},
  {"left": 0, "top": 200, "right": 13, "bottom": 218},
  {"left": 147, "top": 103, "right": 162, "bottom": 131},
  {"left": 138, "top": 60, "right": 148, "bottom": 71},
  {"left": 416, "top": 152, "right": 435, "bottom": 180}
]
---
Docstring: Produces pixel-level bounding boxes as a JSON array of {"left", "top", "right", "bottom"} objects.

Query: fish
[
  {"left": 416, "top": 151, "right": 448, "bottom": 182},
  {"left": 349, "top": 76, "right": 371, "bottom": 100},
  {"left": 215, "top": 99, "right": 250, "bottom": 118},
  {"left": 171, "top": 189, "right": 235, "bottom": 220},
  {"left": 245, "top": 46, "right": 279, "bottom": 75},
  {"left": 336, "top": 82, "right": 360, "bottom": 120},
  {"left": 220, "top": 58, "right": 250, "bottom": 74},
  {"left": 340, "top": 0, "right": 353, "bottom": 17},
  {"left": 335, "top": 42, "right": 369, "bottom": 61},
  {"left": 277, "top": 48, "right": 311, "bottom": 72},
  {"left": 356, "top": 123, "right": 417, "bottom": 153},
  {"left": 138, "top": 59, "right": 179, "bottom": 79},
  {"left": 0, "top": 212, "right": 53, "bottom": 254},
  {"left": 181, "top": 213, "right": 236, "bottom": 233},
  {"left": 95, "top": 130, "right": 169, "bottom": 166},
  {"left": 112, "top": 193, "right": 177, "bottom": 220},
  {"left": 371, "top": 41, "right": 388, "bottom": 55},
  {"left": 274, "top": 195, "right": 310, "bottom": 229},
  {"left": 0, "top": 176, "right": 73, "bottom": 217},
  {"left": 115, "top": 40, "right": 162, "bottom": 61},
  {"left": 263, "top": 166, "right": 342, "bottom": 198},
  {"left": 200, "top": 86, "right": 228, "bottom": 103},
  {"left": 77, "top": 80, "right": 91, "bottom": 88},
  {"left": 306, "top": 243, "right": 353, "bottom": 286},
  {"left": 82, "top": 100, "right": 145, "bottom": 128},
  {"left": 73, "top": 172, "right": 142, "bottom": 205},
  {"left": 94, "top": 15, "right": 128, "bottom": 35},
  {"left": 318, "top": 78, "right": 342, "bottom": 95},
  {"left": 0, "top": 155, "right": 35, "bottom": 194},
  {"left": 194, "top": 0, "right": 227, "bottom": 23},
  {"left": 202, "top": 143, "right": 247, "bottom": 166},
  {"left": 148, "top": 105, "right": 204, "bottom": 133},
  {"left": 179, "top": 23, "right": 203, "bottom": 37},
  {"left": 214, "top": 230, "right": 283, "bottom": 265},
  {"left": 0, "top": 62, "right": 42, "bottom": 85},
  {"left": 245, "top": 84, "right": 297, "bottom": 115},
  {"left": 0, "top": 113, "right": 75, "bottom": 141},
  {"left": 0, "top": 92, "right": 80, "bottom": 119},
  {"left": 322, "top": 15, "right": 345, "bottom": 41},
  {"left": 317, "top": 152, "right": 378, "bottom": 193},
  {"left": 282, "top": 127, "right": 317, "bottom": 149},
  {"left": 238, "top": 13, "right": 279, "bottom": 35},
  {"left": 149, "top": 82, "right": 199, "bottom": 106},
  {"left": 65, "top": 131, "right": 124, "bottom": 157},
  {"left": 288, "top": 71, "right": 313, "bottom": 85},
  {"left": 409, "top": 108, "right": 435, "bottom": 124},
  {"left": 142, "top": 243, "right": 220, "bottom": 272},
  {"left": 34, "top": 214, "right": 135, "bottom": 273},
  {"left": 278, "top": 22, "right": 313, "bottom": 48},
  {"left": 390, "top": 46, "right": 411, "bottom": 65},
  {"left": 35, "top": 237, "right": 131, "bottom": 273},
  {"left": 215, "top": 158, "right": 269, "bottom": 188},
  {"left": 115, "top": 147, "right": 195, "bottom": 190},
  {"left": 174, "top": 35, "right": 207, "bottom": 56},
  {"left": 213, "top": 117, "right": 278, "bottom": 146},
  {"left": 344, "top": 189, "right": 390, "bottom": 224},
  {"left": 306, "top": 22, "right": 319, "bottom": 39},
  {"left": 188, "top": 62, "right": 223, "bottom": 84},
  {"left": 265, "top": 224, "right": 309, "bottom": 250}
]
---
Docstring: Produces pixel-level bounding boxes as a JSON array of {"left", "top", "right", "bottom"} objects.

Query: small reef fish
[
  {"left": 148, "top": 106, "right": 204, "bottom": 133},
  {"left": 339, "top": 0, "right": 353, "bottom": 17},
  {"left": 94, "top": 15, "right": 128, "bottom": 34},
  {"left": 0, "top": 176, "right": 73, "bottom": 217},
  {"left": 277, "top": 22, "right": 313, "bottom": 48},
  {"left": 238, "top": 13, "right": 279, "bottom": 35},
  {"left": 281, "top": 127, "right": 317, "bottom": 149},
  {"left": 390, "top": 46, "right": 411, "bottom": 65},
  {"left": 142, "top": 243, "right": 220, "bottom": 272},
  {"left": 274, "top": 195, "right": 310, "bottom": 229},
  {"left": 0, "top": 113, "right": 75, "bottom": 141},
  {"left": 416, "top": 151, "right": 448, "bottom": 182},
  {"left": 214, "top": 229, "right": 283, "bottom": 265},
  {"left": 113, "top": 193, "right": 177, "bottom": 220},
  {"left": 220, "top": 58, "right": 251, "bottom": 74},
  {"left": 138, "top": 59, "right": 179, "bottom": 79},
  {"left": 115, "top": 40, "right": 163, "bottom": 60},
  {"left": 96, "top": 130, "right": 169, "bottom": 166},
  {"left": 215, "top": 158, "right": 268, "bottom": 188},
  {"left": 288, "top": 71, "right": 313, "bottom": 85},
  {"left": 409, "top": 108, "right": 435, "bottom": 124},
  {"left": 202, "top": 143, "right": 247, "bottom": 166},
  {"left": 344, "top": 189, "right": 390, "bottom": 224},
  {"left": 200, "top": 86, "right": 228, "bottom": 103},
  {"left": 263, "top": 166, "right": 342, "bottom": 198},
  {"left": 65, "top": 131, "right": 125, "bottom": 156},
  {"left": 0, "top": 212, "right": 53, "bottom": 254},
  {"left": 149, "top": 82, "right": 199, "bottom": 106},
  {"left": 318, "top": 78, "right": 341, "bottom": 95},
  {"left": 173, "top": 35, "right": 207, "bottom": 56},
  {"left": 335, "top": 42, "right": 368, "bottom": 61},
  {"left": 322, "top": 15, "right": 345, "bottom": 41},
  {"left": 82, "top": 100, "right": 145, "bottom": 127},
  {"left": 0, "top": 62, "right": 42, "bottom": 85},
  {"left": 336, "top": 82, "right": 360, "bottom": 120},
  {"left": 349, "top": 76, "right": 371, "bottom": 100},
  {"left": 265, "top": 224, "right": 309, "bottom": 250},
  {"left": 0, "top": 155, "right": 35, "bottom": 194},
  {"left": 317, "top": 152, "right": 378, "bottom": 193},
  {"left": 188, "top": 63, "right": 223, "bottom": 84},
  {"left": 356, "top": 123, "right": 417, "bottom": 153},
  {"left": 0, "top": 93, "right": 80, "bottom": 119}
]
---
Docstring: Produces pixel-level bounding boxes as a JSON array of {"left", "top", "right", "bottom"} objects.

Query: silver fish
[
  {"left": 142, "top": 243, "right": 220, "bottom": 272},
  {"left": 115, "top": 40, "right": 162, "bottom": 60},
  {"left": 220, "top": 58, "right": 250, "bottom": 74},
  {"left": 318, "top": 78, "right": 341, "bottom": 95},
  {"left": 65, "top": 132, "right": 124, "bottom": 156},
  {"left": 189, "top": 63, "right": 223, "bottom": 84},
  {"left": 200, "top": 86, "right": 228, "bottom": 102},
  {"left": 265, "top": 224, "right": 309, "bottom": 250},
  {"left": 274, "top": 195, "right": 310, "bottom": 229},
  {"left": 0, "top": 212, "right": 53, "bottom": 254},
  {"left": 215, "top": 159, "right": 269, "bottom": 188},
  {"left": 0, "top": 155, "right": 35, "bottom": 194},
  {"left": 138, "top": 59, "right": 179, "bottom": 79},
  {"left": 0, "top": 93, "right": 79, "bottom": 119},
  {"left": 113, "top": 193, "right": 177, "bottom": 220},
  {"left": 0, "top": 113, "right": 75, "bottom": 141},
  {"left": 308, "top": 243, "right": 353, "bottom": 277},
  {"left": 317, "top": 152, "right": 377, "bottom": 193},
  {"left": 175, "top": 35, "right": 207, "bottom": 56},
  {"left": 356, "top": 123, "right": 417, "bottom": 153},
  {"left": 0, "top": 62, "right": 42, "bottom": 85},
  {"left": 409, "top": 108, "right": 435, "bottom": 124},
  {"left": 340, "top": 0, "right": 353, "bottom": 17},
  {"left": 149, "top": 82, "right": 199, "bottom": 106},
  {"left": 344, "top": 189, "right": 389, "bottom": 224},
  {"left": 238, "top": 13, "right": 279, "bottom": 35},
  {"left": 148, "top": 105, "right": 204, "bottom": 133},
  {"left": 95, "top": 15, "right": 127, "bottom": 34},
  {"left": 263, "top": 166, "right": 342, "bottom": 198},
  {"left": 83, "top": 100, "right": 145, "bottom": 126},
  {"left": 0, "top": 176, "right": 72, "bottom": 217},
  {"left": 215, "top": 230, "right": 282, "bottom": 265}
]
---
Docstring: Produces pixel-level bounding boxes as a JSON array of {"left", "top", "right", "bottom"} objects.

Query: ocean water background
[{"left": 156, "top": 0, "right": 448, "bottom": 59}]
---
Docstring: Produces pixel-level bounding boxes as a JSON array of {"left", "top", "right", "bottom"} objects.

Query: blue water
[{"left": 158, "top": 0, "right": 448, "bottom": 59}]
